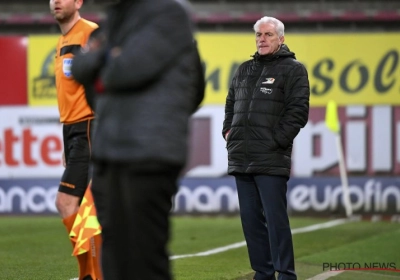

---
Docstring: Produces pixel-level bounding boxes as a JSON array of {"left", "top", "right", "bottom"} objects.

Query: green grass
[
  {"left": 0, "top": 216, "right": 399, "bottom": 280},
  {"left": 0, "top": 216, "right": 76, "bottom": 280}
]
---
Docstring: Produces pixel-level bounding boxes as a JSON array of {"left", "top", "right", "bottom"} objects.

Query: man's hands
[{"left": 225, "top": 130, "right": 230, "bottom": 141}]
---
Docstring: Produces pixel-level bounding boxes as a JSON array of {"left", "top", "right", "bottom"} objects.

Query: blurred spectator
[{"left": 71, "top": 0, "right": 205, "bottom": 279}]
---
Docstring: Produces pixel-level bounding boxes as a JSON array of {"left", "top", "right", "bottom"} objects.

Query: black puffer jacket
[
  {"left": 222, "top": 44, "right": 309, "bottom": 177},
  {"left": 72, "top": 0, "right": 205, "bottom": 171}
]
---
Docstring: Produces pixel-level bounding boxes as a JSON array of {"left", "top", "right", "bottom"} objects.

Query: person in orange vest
[{"left": 50, "top": 0, "right": 102, "bottom": 279}]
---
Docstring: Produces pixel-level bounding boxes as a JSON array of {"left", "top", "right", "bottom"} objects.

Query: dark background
[{"left": 0, "top": 0, "right": 399, "bottom": 34}]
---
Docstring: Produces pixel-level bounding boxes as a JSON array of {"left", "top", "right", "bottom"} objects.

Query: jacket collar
[{"left": 252, "top": 44, "right": 296, "bottom": 61}]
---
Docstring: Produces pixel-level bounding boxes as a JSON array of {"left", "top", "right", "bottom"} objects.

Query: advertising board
[
  {"left": 24, "top": 33, "right": 400, "bottom": 106},
  {"left": 1, "top": 177, "right": 398, "bottom": 216}
]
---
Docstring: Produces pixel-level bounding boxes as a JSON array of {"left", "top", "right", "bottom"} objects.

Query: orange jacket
[{"left": 55, "top": 18, "right": 98, "bottom": 124}]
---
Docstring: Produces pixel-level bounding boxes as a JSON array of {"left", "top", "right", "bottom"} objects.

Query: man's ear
[
  {"left": 280, "top": 35, "right": 285, "bottom": 45},
  {"left": 75, "top": 0, "right": 84, "bottom": 9}
]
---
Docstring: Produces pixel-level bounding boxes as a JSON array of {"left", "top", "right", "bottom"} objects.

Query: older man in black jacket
[
  {"left": 71, "top": 0, "right": 205, "bottom": 279},
  {"left": 223, "top": 16, "right": 310, "bottom": 280}
]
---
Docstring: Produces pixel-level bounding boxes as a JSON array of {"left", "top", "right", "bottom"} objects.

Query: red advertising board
[{"left": 0, "top": 36, "right": 27, "bottom": 105}]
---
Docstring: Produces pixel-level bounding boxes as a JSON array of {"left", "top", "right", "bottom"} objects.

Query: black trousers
[
  {"left": 59, "top": 119, "right": 93, "bottom": 198},
  {"left": 235, "top": 174, "right": 296, "bottom": 280},
  {"left": 91, "top": 162, "right": 180, "bottom": 280}
]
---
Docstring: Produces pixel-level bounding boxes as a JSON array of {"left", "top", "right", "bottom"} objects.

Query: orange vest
[{"left": 55, "top": 18, "right": 98, "bottom": 124}]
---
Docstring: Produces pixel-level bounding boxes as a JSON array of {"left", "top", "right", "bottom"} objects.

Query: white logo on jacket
[
  {"left": 262, "top": 78, "right": 275, "bottom": 84},
  {"left": 260, "top": 87, "right": 273, "bottom": 94}
]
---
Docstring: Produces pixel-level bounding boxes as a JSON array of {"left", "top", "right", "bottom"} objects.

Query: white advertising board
[
  {"left": 1, "top": 105, "right": 399, "bottom": 179},
  {"left": 0, "top": 106, "right": 64, "bottom": 178}
]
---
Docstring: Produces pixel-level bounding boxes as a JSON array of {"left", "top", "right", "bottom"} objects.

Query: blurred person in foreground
[
  {"left": 222, "top": 16, "right": 310, "bottom": 280},
  {"left": 71, "top": 0, "right": 205, "bottom": 279},
  {"left": 50, "top": 0, "right": 102, "bottom": 279}
]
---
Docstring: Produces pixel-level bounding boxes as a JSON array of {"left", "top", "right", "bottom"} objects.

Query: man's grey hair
[{"left": 253, "top": 16, "right": 285, "bottom": 37}]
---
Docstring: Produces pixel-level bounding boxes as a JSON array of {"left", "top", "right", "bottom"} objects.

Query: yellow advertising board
[
  {"left": 28, "top": 35, "right": 58, "bottom": 106},
  {"left": 27, "top": 33, "right": 400, "bottom": 106},
  {"left": 196, "top": 33, "right": 400, "bottom": 106}
]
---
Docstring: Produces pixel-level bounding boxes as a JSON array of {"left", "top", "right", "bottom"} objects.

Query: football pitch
[{"left": 0, "top": 216, "right": 399, "bottom": 280}]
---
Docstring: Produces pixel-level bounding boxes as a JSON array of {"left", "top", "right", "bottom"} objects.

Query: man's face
[
  {"left": 49, "top": 0, "right": 82, "bottom": 23},
  {"left": 255, "top": 22, "right": 284, "bottom": 55}
]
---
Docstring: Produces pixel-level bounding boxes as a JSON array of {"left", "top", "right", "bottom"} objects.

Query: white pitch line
[
  {"left": 291, "top": 217, "right": 359, "bottom": 234},
  {"left": 170, "top": 217, "right": 358, "bottom": 260},
  {"left": 305, "top": 270, "right": 344, "bottom": 280},
  {"left": 170, "top": 241, "right": 246, "bottom": 260}
]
